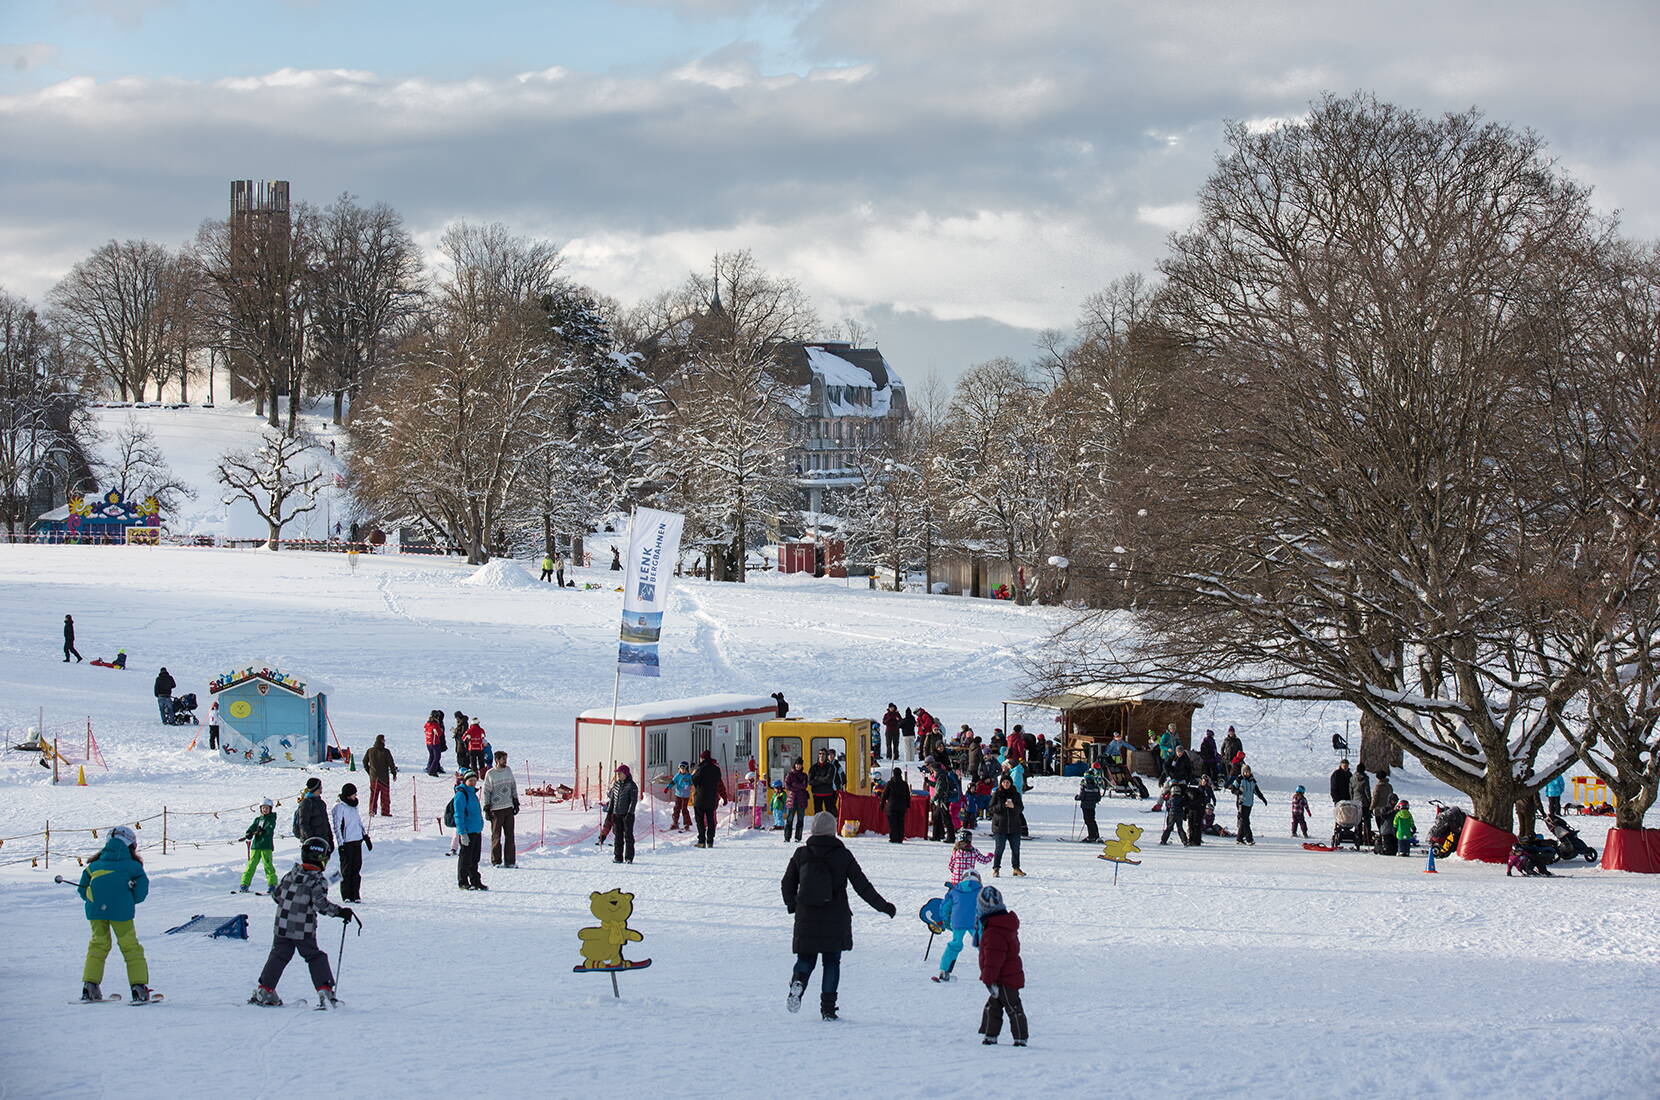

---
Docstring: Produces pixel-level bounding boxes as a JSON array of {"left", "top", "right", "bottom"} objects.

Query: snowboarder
[
  {"left": 63, "top": 614, "right": 83, "bottom": 663},
  {"left": 975, "top": 885, "right": 1028, "bottom": 1046},
  {"left": 781, "top": 812, "right": 896, "bottom": 1021},
  {"left": 330, "top": 783, "right": 368, "bottom": 904},
  {"left": 932, "top": 872, "right": 982, "bottom": 982},
  {"left": 1290, "top": 786, "right": 1311, "bottom": 838},
  {"left": 362, "top": 734, "right": 398, "bottom": 816},
  {"left": 1329, "top": 759, "right": 1352, "bottom": 804},
  {"left": 880, "top": 766, "right": 911, "bottom": 843},
  {"left": 771, "top": 691, "right": 790, "bottom": 719},
  {"left": 692, "top": 749, "right": 728, "bottom": 848},
  {"left": 481, "top": 751, "right": 519, "bottom": 867},
  {"left": 153, "top": 667, "right": 176, "bottom": 723},
  {"left": 453, "top": 770, "right": 486, "bottom": 889},
  {"left": 782, "top": 758, "right": 809, "bottom": 842},
  {"left": 989, "top": 776, "right": 1026, "bottom": 877},
  {"left": 249, "top": 836, "right": 352, "bottom": 1007},
  {"left": 424, "top": 709, "right": 446, "bottom": 776},
  {"left": 1235, "top": 766, "right": 1267, "bottom": 845},
  {"left": 292, "top": 777, "right": 333, "bottom": 845},
  {"left": 76, "top": 824, "right": 151, "bottom": 1003},
  {"left": 608, "top": 764, "right": 638, "bottom": 864},
  {"left": 238, "top": 799, "right": 279, "bottom": 893},
  {"left": 668, "top": 761, "right": 694, "bottom": 831},
  {"left": 1076, "top": 764, "right": 1106, "bottom": 843}
]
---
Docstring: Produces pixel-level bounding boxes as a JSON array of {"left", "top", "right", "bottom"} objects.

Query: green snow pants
[
  {"left": 83, "top": 919, "right": 148, "bottom": 984},
  {"left": 242, "top": 848, "right": 277, "bottom": 889}
]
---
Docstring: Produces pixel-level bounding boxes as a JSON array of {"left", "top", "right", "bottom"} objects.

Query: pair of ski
[{"left": 72, "top": 993, "right": 165, "bottom": 1005}]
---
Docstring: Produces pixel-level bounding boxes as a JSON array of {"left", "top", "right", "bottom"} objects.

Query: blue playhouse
[{"left": 209, "top": 666, "right": 328, "bottom": 767}]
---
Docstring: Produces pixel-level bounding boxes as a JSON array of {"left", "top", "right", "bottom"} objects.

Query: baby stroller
[
  {"left": 1331, "top": 799, "right": 1365, "bottom": 850},
  {"left": 1507, "top": 834, "right": 1559, "bottom": 877},
  {"left": 164, "top": 692, "right": 200, "bottom": 726},
  {"left": 1104, "top": 760, "right": 1150, "bottom": 800},
  {"left": 1543, "top": 813, "right": 1598, "bottom": 863}
]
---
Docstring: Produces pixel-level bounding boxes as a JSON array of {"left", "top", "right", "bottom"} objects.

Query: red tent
[
  {"left": 1455, "top": 817, "right": 1517, "bottom": 864},
  {"left": 1601, "top": 828, "right": 1660, "bottom": 873}
]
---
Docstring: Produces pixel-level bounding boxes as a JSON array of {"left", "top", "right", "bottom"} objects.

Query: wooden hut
[{"left": 1001, "top": 685, "right": 1204, "bottom": 775}]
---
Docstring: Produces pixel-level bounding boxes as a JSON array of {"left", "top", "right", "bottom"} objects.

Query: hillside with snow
[{"left": 1, "top": 539, "right": 1656, "bottom": 1099}]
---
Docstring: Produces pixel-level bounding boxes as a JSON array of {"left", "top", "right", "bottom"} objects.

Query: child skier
[
  {"left": 975, "top": 885, "right": 1028, "bottom": 1046},
  {"left": 76, "top": 824, "right": 152, "bottom": 1003},
  {"left": 768, "top": 780, "right": 787, "bottom": 830},
  {"left": 238, "top": 798, "right": 279, "bottom": 893},
  {"left": 1394, "top": 800, "right": 1416, "bottom": 858},
  {"left": 947, "top": 829, "right": 994, "bottom": 883},
  {"left": 932, "top": 872, "right": 982, "bottom": 983},
  {"left": 669, "top": 762, "right": 694, "bottom": 831},
  {"left": 249, "top": 836, "right": 353, "bottom": 1007},
  {"left": 1290, "top": 786, "right": 1311, "bottom": 839}
]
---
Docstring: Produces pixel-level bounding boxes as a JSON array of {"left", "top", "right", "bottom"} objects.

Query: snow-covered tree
[
  {"left": 217, "top": 430, "right": 323, "bottom": 550},
  {"left": 104, "top": 418, "right": 194, "bottom": 515}
]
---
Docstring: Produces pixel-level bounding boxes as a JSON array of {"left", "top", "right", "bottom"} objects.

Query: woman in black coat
[
  {"left": 989, "top": 776, "right": 1026, "bottom": 877},
  {"left": 880, "top": 768, "right": 911, "bottom": 843},
  {"left": 781, "top": 812, "right": 896, "bottom": 1020}
]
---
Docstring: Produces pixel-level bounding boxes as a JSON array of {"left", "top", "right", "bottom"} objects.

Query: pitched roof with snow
[
  {"left": 577, "top": 693, "right": 778, "bottom": 725},
  {"left": 777, "top": 342, "right": 905, "bottom": 419}
]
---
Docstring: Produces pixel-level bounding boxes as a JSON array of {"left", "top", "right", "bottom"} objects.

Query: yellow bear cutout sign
[
  {"left": 574, "top": 889, "right": 652, "bottom": 973},
  {"left": 1098, "top": 822, "right": 1145, "bottom": 865}
]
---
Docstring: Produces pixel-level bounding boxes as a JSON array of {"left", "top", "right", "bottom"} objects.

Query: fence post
[
  {"left": 44, "top": 819, "right": 50, "bottom": 870},
  {"left": 412, "top": 777, "right": 419, "bottom": 832},
  {"left": 53, "top": 738, "right": 60, "bottom": 785},
  {"left": 162, "top": 807, "right": 168, "bottom": 856}
]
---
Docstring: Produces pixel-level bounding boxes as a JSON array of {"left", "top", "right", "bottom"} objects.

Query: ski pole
[
  {"left": 336, "top": 912, "right": 362, "bottom": 991},
  {"left": 52, "top": 875, "right": 76, "bottom": 886}
]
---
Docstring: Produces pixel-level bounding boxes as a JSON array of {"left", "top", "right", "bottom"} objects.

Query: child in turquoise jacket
[{"left": 76, "top": 825, "right": 152, "bottom": 1002}]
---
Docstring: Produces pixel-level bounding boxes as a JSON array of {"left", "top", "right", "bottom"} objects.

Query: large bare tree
[
  {"left": 0, "top": 291, "right": 93, "bottom": 538},
  {"left": 217, "top": 430, "right": 323, "bottom": 550},
  {"left": 48, "top": 239, "right": 179, "bottom": 401}
]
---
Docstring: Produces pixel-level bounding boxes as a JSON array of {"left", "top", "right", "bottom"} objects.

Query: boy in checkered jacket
[{"left": 248, "top": 836, "right": 353, "bottom": 1007}]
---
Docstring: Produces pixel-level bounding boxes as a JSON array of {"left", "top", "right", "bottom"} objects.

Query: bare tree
[
  {"left": 104, "top": 417, "right": 195, "bottom": 515},
  {"left": 1036, "top": 95, "right": 1608, "bottom": 829},
  {"left": 217, "top": 430, "right": 323, "bottom": 550},
  {"left": 48, "top": 240, "right": 178, "bottom": 401},
  {"left": 0, "top": 291, "right": 94, "bottom": 538}
]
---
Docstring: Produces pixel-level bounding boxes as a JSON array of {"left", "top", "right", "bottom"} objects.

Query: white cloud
[{"left": 1135, "top": 203, "right": 1197, "bottom": 232}]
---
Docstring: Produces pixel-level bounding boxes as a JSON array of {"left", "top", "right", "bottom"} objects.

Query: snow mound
[{"left": 461, "top": 558, "right": 542, "bottom": 590}]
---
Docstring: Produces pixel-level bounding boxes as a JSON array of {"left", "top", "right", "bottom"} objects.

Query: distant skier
[
  {"left": 975, "top": 885, "right": 1028, "bottom": 1046},
  {"left": 63, "top": 614, "right": 83, "bottom": 663},
  {"left": 238, "top": 799, "right": 279, "bottom": 893},
  {"left": 330, "top": 783, "right": 367, "bottom": 904},
  {"left": 248, "top": 836, "right": 352, "bottom": 1007},
  {"left": 1290, "top": 786, "right": 1311, "bottom": 839},
  {"left": 292, "top": 777, "right": 333, "bottom": 845},
  {"left": 781, "top": 812, "right": 896, "bottom": 1021},
  {"left": 153, "top": 667, "right": 176, "bottom": 723},
  {"left": 610, "top": 545, "right": 622, "bottom": 571},
  {"left": 668, "top": 762, "right": 694, "bottom": 832},
  {"left": 76, "top": 824, "right": 151, "bottom": 1003},
  {"left": 1076, "top": 764, "right": 1106, "bottom": 843}
]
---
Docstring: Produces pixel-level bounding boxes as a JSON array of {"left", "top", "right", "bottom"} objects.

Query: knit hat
[
  {"left": 976, "top": 884, "right": 1007, "bottom": 918},
  {"left": 340, "top": 783, "right": 357, "bottom": 797},
  {"left": 700, "top": 750, "right": 712, "bottom": 762},
  {"left": 808, "top": 811, "right": 837, "bottom": 837},
  {"left": 615, "top": 764, "right": 631, "bottom": 778}
]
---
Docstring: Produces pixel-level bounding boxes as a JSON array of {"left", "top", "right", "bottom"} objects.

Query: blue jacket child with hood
[
  {"left": 933, "top": 873, "right": 983, "bottom": 982},
  {"left": 75, "top": 825, "right": 152, "bottom": 1002}
]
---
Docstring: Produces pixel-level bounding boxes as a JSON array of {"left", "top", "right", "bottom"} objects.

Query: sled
[
  {"left": 1302, "top": 843, "right": 1338, "bottom": 852},
  {"left": 89, "top": 660, "right": 126, "bottom": 669}
]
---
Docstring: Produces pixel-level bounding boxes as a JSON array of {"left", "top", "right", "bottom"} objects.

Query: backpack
[
  {"left": 443, "top": 798, "right": 456, "bottom": 829},
  {"left": 797, "top": 849, "right": 836, "bottom": 907},
  {"left": 292, "top": 803, "right": 304, "bottom": 840}
]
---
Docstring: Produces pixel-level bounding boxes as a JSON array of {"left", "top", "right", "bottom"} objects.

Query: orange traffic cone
[{"left": 77, "top": 766, "right": 88, "bottom": 786}]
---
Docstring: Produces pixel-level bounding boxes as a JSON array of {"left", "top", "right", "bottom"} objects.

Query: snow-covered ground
[{"left": 1, "top": 543, "right": 1656, "bottom": 1099}]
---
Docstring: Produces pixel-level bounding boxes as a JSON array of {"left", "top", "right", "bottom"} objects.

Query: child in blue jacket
[
  {"left": 76, "top": 825, "right": 152, "bottom": 1002},
  {"left": 932, "top": 873, "right": 983, "bottom": 983}
]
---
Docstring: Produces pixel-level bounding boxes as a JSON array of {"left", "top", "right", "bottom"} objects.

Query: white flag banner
[{"left": 617, "top": 508, "right": 685, "bottom": 678}]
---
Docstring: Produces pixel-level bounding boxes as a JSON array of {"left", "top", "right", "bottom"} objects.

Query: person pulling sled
[{"left": 249, "top": 836, "right": 354, "bottom": 1007}]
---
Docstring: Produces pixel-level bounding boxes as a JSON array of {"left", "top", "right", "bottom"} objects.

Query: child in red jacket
[{"left": 975, "top": 885, "right": 1028, "bottom": 1046}]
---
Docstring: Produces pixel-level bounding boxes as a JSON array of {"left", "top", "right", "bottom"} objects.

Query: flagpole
[{"left": 605, "top": 508, "right": 635, "bottom": 814}]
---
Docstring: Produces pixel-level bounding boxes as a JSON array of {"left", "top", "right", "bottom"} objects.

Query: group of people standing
[
  {"left": 606, "top": 748, "right": 730, "bottom": 861},
  {"left": 423, "top": 710, "right": 492, "bottom": 777}
]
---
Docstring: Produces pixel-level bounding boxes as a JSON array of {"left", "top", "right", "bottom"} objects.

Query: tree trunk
[
  {"left": 543, "top": 512, "right": 554, "bottom": 559},
  {"left": 179, "top": 350, "right": 189, "bottom": 404},
  {"left": 1358, "top": 712, "right": 1403, "bottom": 775},
  {"left": 572, "top": 534, "right": 584, "bottom": 566},
  {"left": 267, "top": 383, "right": 280, "bottom": 428},
  {"left": 333, "top": 389, "right": 345, "bottom": 425},
  {"left": 266, "top": 518, "right": 281, "bottom": 551}
]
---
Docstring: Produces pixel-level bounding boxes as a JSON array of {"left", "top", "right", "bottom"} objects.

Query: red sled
[
  {"left": 1302, "top": 843, "right": 1338, "bottom": 852},
  {"left": 89, "top": 660, "right": 126, "bottom": 669}
]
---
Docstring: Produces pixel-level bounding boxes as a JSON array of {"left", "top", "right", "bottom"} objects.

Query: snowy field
[{"left": 2, "top": 543, "right": 1657, "bottom": 1099}]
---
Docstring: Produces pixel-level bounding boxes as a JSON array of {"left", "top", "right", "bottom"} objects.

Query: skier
[
  {"left": 692, "top": 749, "right": 728, "bottom": 848},
  {"left": 1235, "top": 766, "right": 1268, "bottom": 845},
  {"left": 63, "top": 614, "right": 83, "bottom": 663},
  {"left": 330, "top": 783, "right": 368, "bottom": 904},
  {"left": 608, "top": 764, "right": 639, "bottom": 864},
  {"left": 1290, "top": 786, "right": 1311, "bottom": 838},
  {"left": 768, "top": 780, "right": 787, "bottom": 830},
  {"left": 1330, "top": 759, "right": 1352, "bottom": 804},
  {"left": 292, "top": 777, "right": 333, "bottom": 845},
  {"left": 248, "top": 836, "right": 353, "bottom": 1007},
  {"left": 481, "top": 751, "right": 519, "bottom": 867},
  {"left": 989, "top": 775, "right": 1026, "bottom": 877},
  {"left": 539, "top": 553, "right": 554, "bottom": 582},
  {"left": 423, "top": 709, "right": 446, "bottom": 776},
  {"left": 782, "top": 758, "right": 809, "bottom": 842},
  {"left": 1076, "top": 764, "right": 1105, "bottom": 842},
  {"left": 362, "top": 734, "right": 398, "bottom": 817},
  {"left": 948, "top": 829, "right": 995, "bottom": 882},
  {"left": 781, "top": 812, "right": 897, "bottom": 1021},
  {"left": 975, "top": 885, "right": 1028, "bottom": 1046},
  {"left": 1159, "top": 782, "right": 1190, "bottom": 846},
  {"left": 238, "top": 799, "right": 279, "bottom": 893},
  {"left": 932, "top": 872, "right": 982, "bottom": 983},
  {"left": 880, "top": 766, "right": 911, "bottom": 843},
  {"left": 76, "top": 824, "right": 152, "bottom": 1003},
  {"left": 453, "top": 770, "right": 486, "bottom": 890},
  {"left": 881, "top": 704, "right": 902, "bottom": 760},
  {"left": 1394, "top": 800, "right": 1417, "bottom": 858},
  {"left": 668, "top": 761, "right": 694, "bottom": 831},
  {"left": 153, "top": 667, "right": 176, "bottom": 723}
]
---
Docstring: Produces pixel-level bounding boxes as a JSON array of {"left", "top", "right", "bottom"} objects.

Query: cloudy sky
[{"left": 3, "top": 0, "right": 1657, "bottom": 383}]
